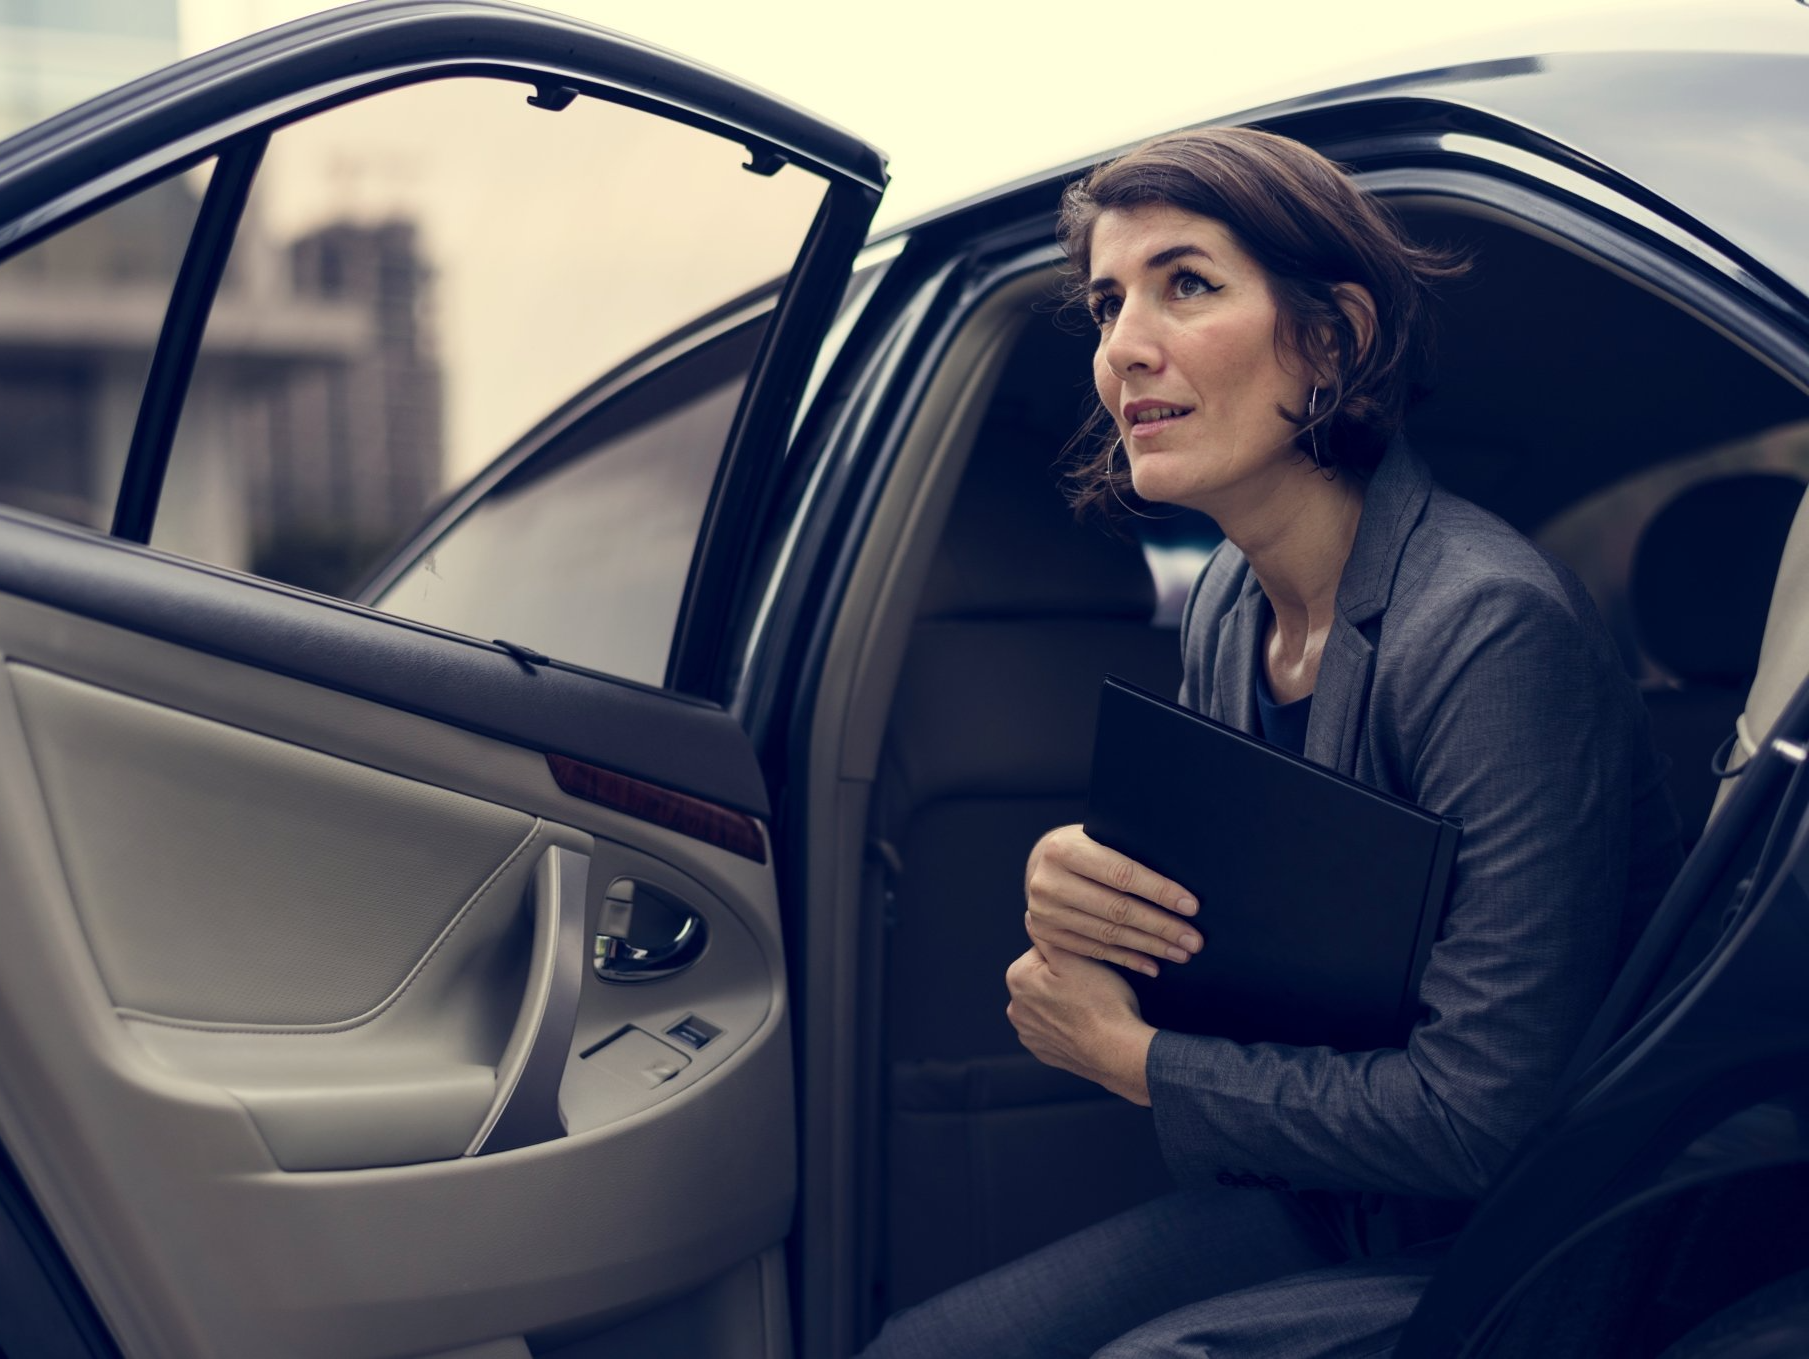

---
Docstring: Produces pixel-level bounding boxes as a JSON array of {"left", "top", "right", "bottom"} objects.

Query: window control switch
[{"left": 666, "top": 1015, "right": 721, "bottom": 1050}]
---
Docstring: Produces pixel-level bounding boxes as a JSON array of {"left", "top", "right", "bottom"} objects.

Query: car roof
[{"left": 876, "top": 4, "right": 1809, "bottom": 308}]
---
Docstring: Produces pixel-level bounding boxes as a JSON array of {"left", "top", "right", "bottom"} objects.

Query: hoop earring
[
  {"left": 1107, "top": 437, "right": 1172, "bottom": 521},
  {"left": 1307, "top": 384, "right": 1323, "bottom": 472}
]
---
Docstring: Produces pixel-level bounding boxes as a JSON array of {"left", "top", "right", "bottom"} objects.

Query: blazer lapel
[
  {"left": 1304, "top": 436, "right": 1434, "bottom": 778},
  {"left": 1305, "top": 619, "right": 1375, "bottom": 777}
]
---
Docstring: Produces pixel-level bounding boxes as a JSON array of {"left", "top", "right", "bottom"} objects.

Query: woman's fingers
[
  {"left": 1029, "top": 893, "right": 1202, "bottom": 966},
  {"left": 1067, "top": 834, "right": 1198, "bottom": 918},
  {"left": 1030, "top": 825, "right": 1197, "bottom": 916},
  {"left": 1025, "top": 913, "right": 1163, "bottom": 977},
  {"left": 1024, "top": 825, "right": 1203, "bottom": 971},
  {"left": 1028, "top": 850, "right": 1201, "bottom": 954}
]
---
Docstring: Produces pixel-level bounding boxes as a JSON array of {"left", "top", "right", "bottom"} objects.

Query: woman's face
[{"left": 1088, "top": 204, "right": 1314, "bottom": 517}]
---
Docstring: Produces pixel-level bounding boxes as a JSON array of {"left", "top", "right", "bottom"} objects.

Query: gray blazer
[{"left": 1151, "top": 438, "right": 1682, "bottom": 1223}]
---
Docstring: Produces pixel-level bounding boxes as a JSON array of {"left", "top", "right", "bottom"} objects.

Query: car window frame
[{"left": 0, "top": 3, "right": 888, "bottom": 703}]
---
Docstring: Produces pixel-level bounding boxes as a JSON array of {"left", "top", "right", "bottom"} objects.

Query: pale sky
[{"left": 177, "top": 0, "right": 1737, "bottom": 231}]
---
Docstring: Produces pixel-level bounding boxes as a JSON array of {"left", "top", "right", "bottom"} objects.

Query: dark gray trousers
[{"left": 857, "top": 1189, "right": 1440, "bottom": 1359}]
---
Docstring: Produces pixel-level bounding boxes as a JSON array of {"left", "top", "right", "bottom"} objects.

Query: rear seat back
[
  {"left": 1630, "top": 472, "right": 1804, "bottom": 840},
  {"left": 1710, "top": 474, "right": 1809, "bottom": 822}
]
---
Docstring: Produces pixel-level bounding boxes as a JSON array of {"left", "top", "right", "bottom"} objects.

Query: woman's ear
[{"left": 1331, "top": 282, "right": 1378, "bottom": 368}]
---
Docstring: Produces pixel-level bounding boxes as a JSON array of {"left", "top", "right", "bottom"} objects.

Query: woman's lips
[{"left": 1127, "top": 407, "right": 1193, "bottom": 438}]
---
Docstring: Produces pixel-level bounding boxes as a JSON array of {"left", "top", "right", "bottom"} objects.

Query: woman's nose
[{"left": 1101, "top": 298, "right": 1162, "bottom": 378}]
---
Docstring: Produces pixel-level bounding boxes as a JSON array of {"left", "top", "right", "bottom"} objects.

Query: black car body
[{"left": 0, "top": 3, "right": 1806, "bottom": 1356}]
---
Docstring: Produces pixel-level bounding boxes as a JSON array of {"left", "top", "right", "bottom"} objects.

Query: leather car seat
[
  {"left": 1709, "top": 472, "right": 1809, "bottom": 821},
  {"left": 1630, "top": 472, "right": 1805, "bottom": 843},
  {"left": 873, "top": 421, "right": 1183, "bottom": 1309}
]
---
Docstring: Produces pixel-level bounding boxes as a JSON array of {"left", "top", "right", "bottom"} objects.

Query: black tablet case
[{"left": 1083, "top": 675, "right": 1460, "bottom": 1051}]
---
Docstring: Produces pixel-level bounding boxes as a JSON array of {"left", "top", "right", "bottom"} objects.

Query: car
[{"left": 0, "top": 2, "right": 1807, "bottom": 1356}]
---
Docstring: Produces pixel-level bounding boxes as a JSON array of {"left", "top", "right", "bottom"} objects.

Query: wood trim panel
[{"left": 545, "top": 753, "right": 767, "bottom": 863}]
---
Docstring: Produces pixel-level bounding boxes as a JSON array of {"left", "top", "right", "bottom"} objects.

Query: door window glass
[
  {"left": 372, "top": 316, "right": 766, "bottom": 686},
  {"left": 0, "top": 163, "right": 210, "bottom": 529},
  {"left": 148, "top": 75, "right": 825, "bottom": 668}
]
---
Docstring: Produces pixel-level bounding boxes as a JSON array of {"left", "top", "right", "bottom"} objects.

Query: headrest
[
  {"left": 916, "top": 427, "right": 1156, "bottom": 620},
  {"left": 1631, "top": 473, "right": 1806, "bottom": 686}
]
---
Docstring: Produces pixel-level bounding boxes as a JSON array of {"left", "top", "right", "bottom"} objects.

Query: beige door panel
[
  {"left": 0, "top": 592, "right": 777, "bottom": 915},
  {"left": 0, "top": 597, "right": 794, "bottom": 1358},
  {"left": 10, "top": 662, "right": 544, "bottom": 1030}
]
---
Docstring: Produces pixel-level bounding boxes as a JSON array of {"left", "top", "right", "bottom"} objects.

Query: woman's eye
[
  {"left": 1172, "top": 268, "right": 1222, "bottom": 299},
  {"left": 1089, "top": 294, "right": 1122, "bottom": 327}
]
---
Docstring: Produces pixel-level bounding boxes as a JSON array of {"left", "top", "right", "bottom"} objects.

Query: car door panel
[
  {"left": 10, "top": 661, "right": 551, "bottom": 1173},
  {"left": 0, "top": 522, "right": 794, "bottom": 1356},
  {"left": 0, "top": 518, "right": 771, "bottom": 816},
  {"left": 0, "top": 1, "right": 888, "bottom": 1349}
]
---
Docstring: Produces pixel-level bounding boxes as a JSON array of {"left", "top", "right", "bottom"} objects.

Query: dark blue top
[{"left": 1254, "top": 656, "right": 1312, "bottom": 756}]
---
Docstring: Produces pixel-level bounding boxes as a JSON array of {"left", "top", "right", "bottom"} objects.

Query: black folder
[{"left": 1083, "top": 675, "right": 1460, "bottom": 1052}]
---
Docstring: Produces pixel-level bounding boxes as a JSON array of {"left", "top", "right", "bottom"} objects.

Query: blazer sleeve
[{"left": 1145, "top": 575, "right": 1636, "bottom": 1201}]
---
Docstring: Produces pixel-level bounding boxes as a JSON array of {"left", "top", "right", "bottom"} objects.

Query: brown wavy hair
[{"left": 1057, "top": 127, "right": 1465, "bottom": 515}]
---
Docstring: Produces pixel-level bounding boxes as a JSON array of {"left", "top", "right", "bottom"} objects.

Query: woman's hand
[
  {"left": 1024, "top": 824, "right": 1203, "bottom": 976},
  {"left": 1006, "top": 943, "right": 1156, "bottom": 1105}
]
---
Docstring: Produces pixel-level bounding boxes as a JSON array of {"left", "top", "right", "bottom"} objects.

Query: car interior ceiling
[{"left": 864, "top": 198, "right": 1809, "bottom": 1316}]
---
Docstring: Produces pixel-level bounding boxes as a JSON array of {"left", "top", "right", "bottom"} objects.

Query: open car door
[{"left": 0, "top": 4, "right": 883, "bottom": 1356}]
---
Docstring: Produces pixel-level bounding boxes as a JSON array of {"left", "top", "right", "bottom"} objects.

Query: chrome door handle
[
  {"left": 595, "top": 912, "right": 705, "bottom": 979},
  {"left": 593, "top": 877, "right": 709, "bottom": 983}
]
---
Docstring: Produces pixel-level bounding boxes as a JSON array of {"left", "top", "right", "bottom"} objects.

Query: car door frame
[
  {"left": 733, "top": 73, "right": 1809, "bottom": 1354},
  {"left": 0, "top": 3, "right": 889, "bottom": 1356}
]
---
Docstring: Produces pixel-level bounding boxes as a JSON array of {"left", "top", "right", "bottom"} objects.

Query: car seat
[
  {"left": 1630, "top": 472, "right": 1805, "bottom": 843},
  {"left": 1707, "top": 475, "right": 1809, "bottom": 821},
  {"left": 873, "top": 418, "right": 1184, "bottom": 1309}
]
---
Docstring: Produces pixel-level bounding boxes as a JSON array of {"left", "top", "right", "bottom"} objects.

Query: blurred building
[
  {"left": 0, "top": 0, "right": 446, "bottom": 593},
  {"left": 227, "top": 220, "right": 445, "bottom": 593},
  {"left": 0, "top": 0, "right": 189, "bottom": 531}
]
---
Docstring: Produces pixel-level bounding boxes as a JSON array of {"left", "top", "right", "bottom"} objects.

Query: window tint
[
  {"left": 373, "top": 318, "right": 766, "bottom": 686},
  {"left": 0, "top": 164, "right": 210, "bottom": 529},
  {"left": 145, "top": 74, "right": 825, "bottom": 681}
]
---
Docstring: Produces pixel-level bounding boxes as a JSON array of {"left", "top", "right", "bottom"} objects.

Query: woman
[{"left": 860, "top": 130, "right": 1682, "bottom": 1357}]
